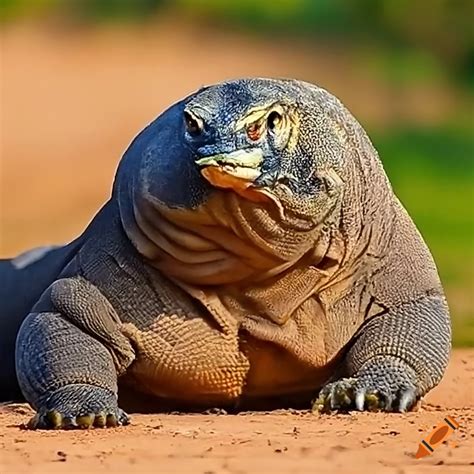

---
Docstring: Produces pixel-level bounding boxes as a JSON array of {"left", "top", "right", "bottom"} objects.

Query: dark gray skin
[
  {"left": 0, "top": 241, "right": 83, "bottom": 401},
  {"left": 5, "top": 78, "right": 451, "bottom": 429}
]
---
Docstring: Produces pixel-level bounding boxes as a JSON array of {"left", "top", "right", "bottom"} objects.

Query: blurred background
[{"left": 0, "top": 0, "right": 473, "bottom": 345}]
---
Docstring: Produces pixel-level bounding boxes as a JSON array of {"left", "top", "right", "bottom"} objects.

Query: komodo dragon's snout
[{"left": 7, "top": 78, "right": 451, "bottom": 430}]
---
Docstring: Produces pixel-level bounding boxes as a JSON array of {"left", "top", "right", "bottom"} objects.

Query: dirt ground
[{"left": 0, "top": 350, "right": 472, "bottom": 473}]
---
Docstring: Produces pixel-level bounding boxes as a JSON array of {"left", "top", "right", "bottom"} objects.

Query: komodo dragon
[{"left": 0, "top": 78, "right": 451, "bottom": 429}]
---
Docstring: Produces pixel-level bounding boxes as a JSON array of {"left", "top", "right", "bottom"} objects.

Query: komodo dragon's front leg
[
  {"left": 16, "top": 277, "right": 135, "bottom": 429},
  {"left": 314, "top": 294, "right": 451, "bottom": 412}
]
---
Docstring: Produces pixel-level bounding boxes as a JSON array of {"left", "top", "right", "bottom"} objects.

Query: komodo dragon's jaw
[{"left": 194, "top": 148, "right": 271, "bottom": 204}]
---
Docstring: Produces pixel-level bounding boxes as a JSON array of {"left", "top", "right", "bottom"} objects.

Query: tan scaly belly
[{"left": 121, "top": 317, "right": 333, "bottom": 406}]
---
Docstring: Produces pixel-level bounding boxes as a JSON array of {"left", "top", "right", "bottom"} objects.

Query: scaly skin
[
  {"left": 0, "top": 241, "right": 83, "bottom": 401},
  {"left": 9, "top": 78, "right": 450, "bottom": 429}
]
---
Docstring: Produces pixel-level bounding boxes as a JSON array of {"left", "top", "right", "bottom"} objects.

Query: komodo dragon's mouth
[{"left": 195, "top": 149, "right": 272, "bottom": 203}]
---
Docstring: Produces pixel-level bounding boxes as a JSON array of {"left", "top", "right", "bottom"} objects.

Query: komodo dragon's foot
[
  {"left": 313, "top": 356, "right": 418, "bottom": 413},
  {"left": 25, "top": 384, "right": 129, "bottom": 430}
]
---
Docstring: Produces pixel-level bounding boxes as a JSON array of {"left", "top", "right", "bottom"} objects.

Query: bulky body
[{"left": 0, "top": 78, "right": 451, "bottom": 429}]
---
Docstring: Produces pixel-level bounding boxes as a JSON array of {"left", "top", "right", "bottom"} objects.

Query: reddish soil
[{"left": 1, "top": 350, "right": 473, "bottom": 474}]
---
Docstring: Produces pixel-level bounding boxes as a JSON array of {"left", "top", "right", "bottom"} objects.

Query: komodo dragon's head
[{"left": 115, "top": 78, "right": 391, "bottom": 287}]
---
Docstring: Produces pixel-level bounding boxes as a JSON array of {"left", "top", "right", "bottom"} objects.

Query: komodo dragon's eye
[
  {"left": 184, "top": 111, "right": 203, "bottom": 136},
  {"left": 267, "top": 110, "right": 282, "bottom": 131}
]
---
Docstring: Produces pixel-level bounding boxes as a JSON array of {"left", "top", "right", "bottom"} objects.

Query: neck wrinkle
[
  {"left": 119, "top": 183, "right": 349, "bottom": 330},
  {"left": 321, "top": 148, "right": 396, "bottom": 298}
]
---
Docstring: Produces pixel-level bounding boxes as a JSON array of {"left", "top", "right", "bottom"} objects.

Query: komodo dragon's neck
[
  {"left": 116, "top": 157, "right": 395, "bottom": 329},
  {"left": 120, "top": 187, "right": 335, "bottom": 286},
  {"left": 116, "top": 184, "right": 339, "bottom": 324}
]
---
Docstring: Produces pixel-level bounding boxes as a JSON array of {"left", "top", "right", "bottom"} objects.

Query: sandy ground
[{"left": 0, "top": 350, "right": 473, "bottom": 474}]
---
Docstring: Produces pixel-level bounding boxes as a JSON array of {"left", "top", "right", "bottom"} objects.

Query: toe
[
  {"left": 313, "top": 378, "right": 358, "bottom": 413},
  {"left": 330, "top": 380, "right": 354, "bottom": 409},
  {"left": 397, "top": 388, "right": 417, "bottom": 412},
  {"left": 94, "top": 412, "right": 107, "bottom": 428},
  {"left": 46, "top": 409, "right": 63, "bottom": 428},
  {"left": 118, "top": 410, "right": 130, "bottom": 426},
  {"left": 106, "top": 414, "right": 118, "bottom": 427},
  {"left": 355, "top": 389, "right": 365, "bottom": 411},
  {"left": 76, "top": 414, "right": 95, "bottom": 429},
  {"left": 61, "top": 416, "right": 78, "bottom": 429},
  {"left": 364, "top": 391, "right": 383, "bottom": 411}
]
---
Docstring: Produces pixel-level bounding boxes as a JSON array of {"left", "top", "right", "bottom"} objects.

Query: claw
[
  {"left": 26, "top": 413, "right": 41, "bottom": 430},
  {"left": 355, "top": 390, "right": 365, "bottom": 411},
  {"left": 398, "top": 389, "right": 416, "bottom": 412},
  {"left": 119, "top": 412, "right": 130, "bottom": 426},
  {"left": 106, "top": 414, "right": 118, "bottom": 427},
  {"left": 365, "top": 392, "right": 381, "bottom": 412},
  {"left": 62, "top": 416, "right": 78, "bottom": 429},
  {"left": 94, "top": 412, "right": 106, "bottom": 428},
  {"left": 46, "top": 409, "right": 63, "bottom": 428},
  {"left": 76, "top": 414, "right": 95, "bottom": 429}
]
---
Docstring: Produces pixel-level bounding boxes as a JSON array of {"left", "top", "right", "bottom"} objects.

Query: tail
[{"left": 0, "top": 238, "right": 83, "bottom": 401}]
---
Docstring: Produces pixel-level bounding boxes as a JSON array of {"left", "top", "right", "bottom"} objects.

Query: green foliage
[
  {"left": 0, "top": 0, "right": 58, "bottom": 21},
  {"left": 177, "top": 0, "right": 473, "bottom": 86},
  {"left": 69, "top": 0, "right": 162, "bottom": 21},
  {"left": 372, "top": 125, "right": 474, "bottom": 346},
  {"left": 1, "top": 0, "right": 472, "bottom": 85}
]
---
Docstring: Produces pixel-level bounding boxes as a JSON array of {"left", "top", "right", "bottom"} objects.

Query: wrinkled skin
[{"left": 8, "top": 78, "right": 451, "bottom": 429}]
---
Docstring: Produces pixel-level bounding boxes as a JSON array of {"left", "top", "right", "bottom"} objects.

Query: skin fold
[{"left": 2, "top": 78, "right": 451, "bottom": 429}]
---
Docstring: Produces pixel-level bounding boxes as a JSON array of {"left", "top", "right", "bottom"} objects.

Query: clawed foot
[
  {"left": 313, "top": 375, "right": 418, "bottom": 413},
  {"left": 26, "top": 408, "right": 129, "bottom": 430},
  {"left": 24, "top": 384, "right": 130, "bottom": 430}
]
